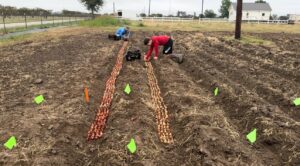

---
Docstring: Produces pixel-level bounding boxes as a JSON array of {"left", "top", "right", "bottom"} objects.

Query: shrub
[{"left": 138, "top": 22, "right": 145, "bottom": 27}]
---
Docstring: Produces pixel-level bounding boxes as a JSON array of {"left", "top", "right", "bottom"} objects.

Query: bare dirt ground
[{"left": 0, "top": 28, "right": 299, "bottom": 165}]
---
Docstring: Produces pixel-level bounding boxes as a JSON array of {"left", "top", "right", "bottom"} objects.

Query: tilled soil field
[{"left": 0, "top": 28, "right": 299, "bottom": 165}]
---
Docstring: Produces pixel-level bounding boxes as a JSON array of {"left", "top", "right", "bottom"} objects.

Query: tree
[
  {"left": 270, "top": 14, "right": 278, "bottom": 20},
  {"left": 219, "top": 0, "right": 231, "bottom": 18},
  {"left": 204, "top": 10, "right": 216, "bottom": 18},
  {"left": 177, "top": 11, "right": 186, "bottom": 17},
  {"left": 80, "top": 0, "right": 104, "bottom": 18},
  {"left": 150, "top": 13, "right": 163, "bottom": 17},
  {"left": 255, "top": 0, "right": 266, "bottom": 3},
  {"left": 140, "top": 13, "right": 146, "bottom": 17},
  {"left": 2, "top": 6, "right": 18, "bottom": 15},
  {"left": 279, "top": 15, "right": 289, "bottom": 20},
  {"left": 18, "top": 7, "right": 30, "bottom": 15},
  {"left": 156, "top": 13, "right": 163, "bottom": 17}
]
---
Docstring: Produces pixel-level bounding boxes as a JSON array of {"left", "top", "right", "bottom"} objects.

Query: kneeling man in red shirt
[{"left": 143, "top": 35, "right": 183, "bottom": 63}]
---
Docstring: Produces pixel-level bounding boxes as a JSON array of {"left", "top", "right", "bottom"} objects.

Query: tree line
[
  {"left": 140, "top": 10, "right": 218, "bottom": 19},
  {"left": 0, "top": 5, "right": 90, "bottom": 17},
  {"left": 1, "top": 0, "right": 291, "bottom": 20}
]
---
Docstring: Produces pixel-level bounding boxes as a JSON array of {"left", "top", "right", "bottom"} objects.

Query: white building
[
  {"left": 114, "top": 9, "right": 139, "bottom": 20},
  {"left": 229, "top": 2, "right": 272, "bottom": 21}
]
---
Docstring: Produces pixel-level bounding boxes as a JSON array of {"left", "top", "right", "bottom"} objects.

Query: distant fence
[
  {"left": 141, "top": 17, "right": 292, "bottom": 24},
  {"left": 1, "top": 14, "right": 91, "bottom": 34},
  {"left": 243, "top": 20, "right": 289, "bottom": 24},
  {"left": 142, "top": 17, "right": 194, "bottom": 22}
]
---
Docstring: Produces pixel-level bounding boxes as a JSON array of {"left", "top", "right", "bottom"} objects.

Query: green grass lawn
[
  {"left": 0, "top": 16, "right": 80, "bottom": 24},
  {"left": 79, "top": 16, "right": 130, "bottom": 27},
  {"left": 3, "top": 16, "right": 299, "bottom": 34},
  {"left": 223, "top": 35, "right": 276, "bottom": 47},
  {"left": 0, "top": 33, "right": 32, "bottom": 45},
  {"left": 0, "top": 20, "right": 79, "bottom": 35},
  {"left": 139, "top": 21, "right": 300, "bottom": 33},
  {"left": 77, "top": 17, "right": 300, "bottom": 33},
  {"left": 1, "top": 16, "right": 299, "bottom": 46}
]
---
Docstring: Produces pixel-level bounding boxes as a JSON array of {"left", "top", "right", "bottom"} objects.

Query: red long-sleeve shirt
[{"left": 146, "top": 36, "right": 170, "bottom": 59}]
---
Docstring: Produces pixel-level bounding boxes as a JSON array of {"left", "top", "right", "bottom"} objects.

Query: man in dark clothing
[{"left": 143, "top": 36, "right": 183, "bottom": 63}]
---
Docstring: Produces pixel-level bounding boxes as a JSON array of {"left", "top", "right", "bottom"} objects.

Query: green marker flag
[
  {"left": 127, "top": 138, "right": 137, "bottom": 154},
  {"left": 124, "top": 84, "right": 131, "bottom": 95},
  {"left": 34, "top": 95, "right": 44, "bottom": 104},
  {"left": 214, "top": 87, "right": 219, "bottom": 96},
  {"left": 293, "top": 98, "right": 300, "bottom": 106},
  {"left": 246, "top": 128, "right": 257, "bottom": 144},
  {"left": 4, "top": 136, "right": 17, "bottom": 150}
]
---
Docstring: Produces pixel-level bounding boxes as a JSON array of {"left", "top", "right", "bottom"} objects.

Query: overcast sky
[{"left": 0, "top": 0, "right": 299, "bottom": 16}]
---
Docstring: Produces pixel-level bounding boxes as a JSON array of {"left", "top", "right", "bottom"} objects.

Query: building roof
[{"left": 231, "top": 3, "right": 272, "bottom": 11}]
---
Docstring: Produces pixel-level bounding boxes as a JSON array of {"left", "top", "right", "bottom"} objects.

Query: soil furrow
[
  {"left": 151, "top": 57, "right": 267, "bottom": 165},
  {"left": 218, "top": 39, "right": 300, "bottom": 83},
  {"left": 198, "top": 46, "right": 300, "bottom": 121}
]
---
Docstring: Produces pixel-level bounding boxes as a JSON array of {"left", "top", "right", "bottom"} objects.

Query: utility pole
[
  {"left": 113, "top": 2, "right": 115, "bottom": 14},
  {"left": 24, "top": 13, "right": 27, "bottom": 29},
  {"left": 40, "top": 12, "right": 43, "bottom": 26},
  {"left": 52, "top": 15, "right": 55, "bottom": 26},
  {"left": 148, "top": 0, "right": 151, "bottom": 17},
  {"left": 2, "top": 12, "right": 7, "bottom": 34},
  {"left": 235, "top": 0, "right": 243, "bottom": 39},
  {"left": 168, "top": 0, "right": 171, "bottom": 16},
  {"left": 201, "top": 0, "right": 204, "bottom": 18}
]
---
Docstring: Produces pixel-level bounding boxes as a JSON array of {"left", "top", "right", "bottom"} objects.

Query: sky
[{"left": 0, "top": 0, "right": 299, "bottom": 17}]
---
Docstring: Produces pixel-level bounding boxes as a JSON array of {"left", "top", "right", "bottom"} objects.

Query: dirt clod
[
  {"left": 48, "top": 125, "right": 54, "bottom": 130},
  {"left": 50, "top": 149, "right": 58, "bottom": 155},
  {"left": 34, "top": 78, "right": 43, "bottom": 84},
  {"left": 250, "top": 106, "right": 258, "bottom": 111}
]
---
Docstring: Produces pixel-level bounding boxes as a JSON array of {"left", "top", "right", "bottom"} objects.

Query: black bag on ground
[
  {"left": 126, "top": 49, "right": 141, "bottom": 61},
  {"left": 108, "top": 34, "right": 121, "bottom": 41}
]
